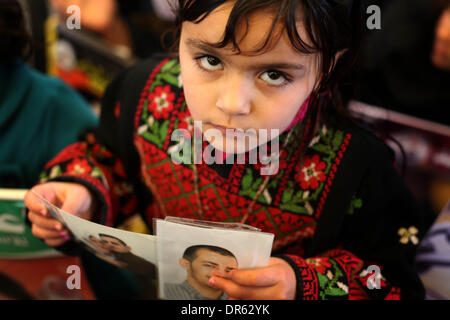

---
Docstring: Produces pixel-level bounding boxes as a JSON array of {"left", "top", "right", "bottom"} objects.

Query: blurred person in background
[
  {"left": 355, "top": 0, "right": 450, "bottom": 126},
  {"left": 0, "top": 0, "right": 98, "bottom": 188},
  {"left": 431, "top": 4, "right": 450, "bottom": 71},
  {"left": 50, "top": 0, "right": 175, "bottom": 59}
]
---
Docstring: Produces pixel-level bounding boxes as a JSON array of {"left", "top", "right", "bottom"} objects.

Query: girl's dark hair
[
  {"left": 167, "top": 0, "right": 362, "bottom": 158},
  {"left": 0, "top": 0, "right": 33, "bottom": 64}
]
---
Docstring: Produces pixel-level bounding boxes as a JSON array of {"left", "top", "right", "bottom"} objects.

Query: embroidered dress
[{"left": 39, "top": 56, "right": 426, "bottom": 300}]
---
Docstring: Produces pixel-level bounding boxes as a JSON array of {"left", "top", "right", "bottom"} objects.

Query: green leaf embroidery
[
  {"left": 281, "top": 189, "right": 294, "bottom": 203},
  {"left": 160, "top": 59, "right": 177, "bottom": 72},
  {"left": 326, "top": 287, "right": 347, "bottom": 297},
  {"left": 279, "top": 203, "right": 309, "bottom": 214},
  {"left": 40, "top": 171, "right": 48, "bottom": 182},
  {"left": 332, "top": 130, "right": 344, "bottom": 151},
  {"left": 150, "top": 119, "right": 160, "bottom": 135},
  {"left": 251, "top": 177, "right": 263, "bottom": 191},
  {"left": 142, "top": 100, "right": 149, "bottom": 120},
  {"left": 311, "top": 143, "right": 330, "bottom": 154},
  {"left": 91, "top": 167, "right": 103, "bottom": 178},
  {"left": 161, "top": 74, "right": 179, "bottom": 87},
  {"left": 292, "top": 190, "right": 307, "bottom": 203},
  {"left": 347, "top": 195, "right": 363, "bottom": 215},
  {"left": 159, "top": 120, "right": 170, "bottom": 141},
  {"left": 241, "top": 169, "right": 253, "bottom": 190},
  {"left": 142, "top": 132, "right": 162, "bottom": 148},
  {"left": 317, "top": 272, "right": 329, "bottom": 289}
]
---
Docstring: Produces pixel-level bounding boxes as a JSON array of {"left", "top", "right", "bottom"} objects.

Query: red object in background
[
  {"left": 57, "top": 67, "right": 90, "bottom": 92},
  {"left": 0, "top": 256, "right": 95, "bottom": 300}
]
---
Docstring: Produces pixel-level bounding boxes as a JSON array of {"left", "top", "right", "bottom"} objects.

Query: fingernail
[
  {"left": 60, "top": 231, "right": 67, "bottom": 237},
  {"left": 64, "top": 235, "right": 71, "bottom": 241},
  {"left": 209, "top": 278, "right": 215, "bottom": 287},
  {"left": 40, "top": 209, "right": 46, "bottom": 216},
  {"left": 54, "top": 224, "right": 62, "bottom": 231}
]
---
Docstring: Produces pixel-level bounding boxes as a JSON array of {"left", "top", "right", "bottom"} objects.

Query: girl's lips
[{"left": 209, "top": 124, "right": 255, "bottom": 137}]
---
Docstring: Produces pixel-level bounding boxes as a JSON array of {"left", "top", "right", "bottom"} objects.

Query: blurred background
[{"left": 0, "top": 0, "right": 449, "bottom": 300}]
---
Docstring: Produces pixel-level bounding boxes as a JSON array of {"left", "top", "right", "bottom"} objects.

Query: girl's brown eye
[
  {"left": 207, "top": 56, "right": 221, "bottom": 66},
  {"left": 260, "top": 70, "right": 287, "bottom": 86},
  {"left": 198, "top": 55, "right": 223, "bottom": 71},
  {"left": 268, "top": 71, "right": 281, "bottom": 80}
]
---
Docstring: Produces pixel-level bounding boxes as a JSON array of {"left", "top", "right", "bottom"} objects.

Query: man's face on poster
[
  {"left": 181, "top": 248, "right": 238, "bottom": 288},
  {"left": 88, "top": 235, "right": 111, "bottom": 254},
  {"left": 99, "top": 235, "right": 131, "bottom": 253}
]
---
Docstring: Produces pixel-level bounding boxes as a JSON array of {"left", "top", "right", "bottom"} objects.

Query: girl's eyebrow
[
  {"left": 250, "top": 62, "right": 305, "bottom": 71},
  {"left": 185, "top": 38, "right": 221, "bottom": 55},
  {"left": 185, "top": 38, "right": 305, "bottom": 71}
]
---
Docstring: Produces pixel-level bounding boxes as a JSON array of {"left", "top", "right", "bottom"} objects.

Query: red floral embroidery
[
  {"left": 307, "top": 258, "right": 333, "bottom": 275},
  {"left": 66, "top": 158, "right": 92, "bottom": 175},
  {"left": 44, "top": 142, "right": 87, "bottom": 170},
  {"left": 384, "top": 287, "right": 401, "bottom": 300},
  {"left": 177, "top": 111, "right": 194, "bottom": 133},
  {"left": 296, "top": 154, "right": 327, "bottom": 190},
  {"left": 148, "top": 85, "right": 175, "bottom": 119},
  {"left": 92, "top": 144, "right": 113, "bottom": 158}
]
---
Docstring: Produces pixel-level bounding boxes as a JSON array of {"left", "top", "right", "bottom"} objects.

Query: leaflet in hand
[{"left": 32, "top": 190, "right": 158, "bottom": 299}]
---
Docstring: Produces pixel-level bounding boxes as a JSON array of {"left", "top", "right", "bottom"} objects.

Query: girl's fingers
[
  {"left": 27, "top": 210, "right": 65, "bottom": 232},
  {"left": 30, "top": 223, "right": 69, "bottom": 240},
  {"left": 45, "top": 238, "right": 69, "bottom": 247},
  {"left": 211, "top": 276, "right": 282, "bottom": 300},
  {"left": 24, "top": 185, "right": 58, "bottom": 214},
  {"left": 227, "top": 267, "right": 279, "bottom": 287}
]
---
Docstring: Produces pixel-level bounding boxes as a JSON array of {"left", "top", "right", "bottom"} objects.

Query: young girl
[{"left": 25, "top": 0, "right": 426, "bottom": 300}]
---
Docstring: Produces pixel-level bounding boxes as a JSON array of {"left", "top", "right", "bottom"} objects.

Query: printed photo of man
[
  {"left": 79, "top": 234, "right": 123, "bottom": 267},
  {"left": 164, "top": 245, "right": 238, "bottom": 300},
  {"left": 98, "top": 234, "right": 158, "bottom": 299}
]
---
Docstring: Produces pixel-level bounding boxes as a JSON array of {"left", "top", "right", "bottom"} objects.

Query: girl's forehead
[{"left": 182, "top": 2, "right": 314, "bottom": 59}]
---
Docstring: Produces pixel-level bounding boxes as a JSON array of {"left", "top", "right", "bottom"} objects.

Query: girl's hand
[
  {"left": 209, "top": 257, "right": 297, "bottom": 300},
  {"left": 24, "top": 182, "right": 95, "bottom": 247}
]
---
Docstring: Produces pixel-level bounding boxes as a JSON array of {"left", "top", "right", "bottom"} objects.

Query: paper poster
[{"left": 155, "top": 218, "right": 274, "bottom": 300}]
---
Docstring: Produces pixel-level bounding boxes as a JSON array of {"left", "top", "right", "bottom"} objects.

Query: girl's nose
[{"left": 216, "top": 75, "right": 252, "bottom": 116}]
